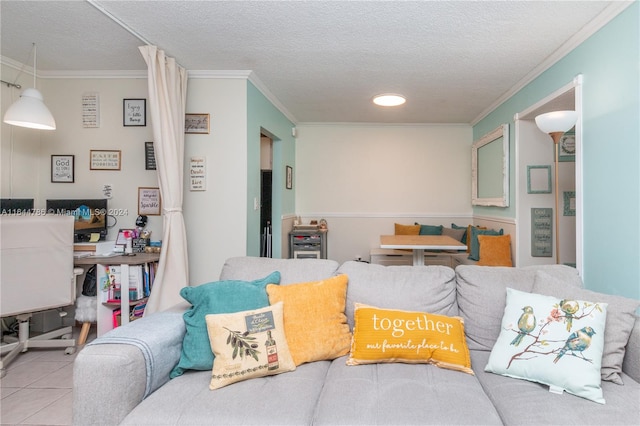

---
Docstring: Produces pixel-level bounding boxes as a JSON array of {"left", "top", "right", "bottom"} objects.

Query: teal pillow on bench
[
  {"left": 170, "top": 271, "right": 281, "bottom": 378},
  {"left": 415, "top": 223, "right": 443, "bottom": 235},
  {"left": 468, "top": 227, "right": 503, "bottom": 261}
]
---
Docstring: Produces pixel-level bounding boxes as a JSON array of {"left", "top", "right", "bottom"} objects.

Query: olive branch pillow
[
  {"left": 485, "top": 288, "right": 608, "bottom": 404},
  {"left": 205, "top": 302, "right": 295, "bottom": 390}
]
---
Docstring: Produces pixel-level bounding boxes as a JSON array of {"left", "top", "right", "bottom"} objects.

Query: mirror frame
[{"left": 472, "top": 123, "right": 509, "bottom": 207}]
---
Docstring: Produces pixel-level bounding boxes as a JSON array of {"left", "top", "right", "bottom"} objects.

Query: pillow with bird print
[{"left": 485, "top": 288, "right": 608, "bottom": 404}]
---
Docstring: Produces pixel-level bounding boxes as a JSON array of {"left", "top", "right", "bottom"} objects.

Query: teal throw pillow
[
  {"left": 468, "top": 227, "right": 503, "bottom": 261},
  {"left": 415, "top": 223, "right": 443, "bottom": 236},
  {"left": 170, "top": 271, "right": 281, "bottom": 378},
  {"left": 485, "top": 288, "right": 607, "bottom": 404},
  {"left": 451, "top": 223, "right": 468, "bottom": 243}
]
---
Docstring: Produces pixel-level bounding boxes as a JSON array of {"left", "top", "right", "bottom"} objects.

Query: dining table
[{"left": 380, "top": 234, "right": 468, "bottom": 266}]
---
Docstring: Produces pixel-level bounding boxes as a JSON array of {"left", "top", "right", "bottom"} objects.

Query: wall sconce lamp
[
  {"left": 3, "top": 43, "right": 56, "bottom": 130},
  {"left": 535, "top": 110, "right": 578, "bottom": 264}
]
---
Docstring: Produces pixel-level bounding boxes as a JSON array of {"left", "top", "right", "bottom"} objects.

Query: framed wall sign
[
  {"left": 286, "top": 165, "right": 293, "bottom": 189},
  {"left": 185, "top": 113, "right": 210, "bottom": 134},
  {"left": 90, "top": 150, "right": 121, "bottom": 170},
  {"left": 564, "top": 191, "right": 576, "bottom": 216},
  {"left": 51, "top": 155, "right": 74, "bottom": 183},
  {"left": 557, "top": 131, "right": 575, "bottom": 162},
  {"left": 138, "top": 187, "right": 161, "bottom": 216},
  {"left": 145, "top": 142, "right": 156, "bottom": 170},
  {"left": 123, "top": 98, "right": 146, "bottom": 126},
  {"left": 531, "top": 207, "right": 553, "bottom": 257}
]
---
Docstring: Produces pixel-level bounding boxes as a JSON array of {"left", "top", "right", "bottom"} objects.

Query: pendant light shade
[
  {"left": 3, "top": 43, "right": 56, "bottom": 131},
  {"left": 3, "top": 88, "right": 56, "bottom": 130},
  {"left": 534, "top": 110, "right": 577, "bottom": 134}
]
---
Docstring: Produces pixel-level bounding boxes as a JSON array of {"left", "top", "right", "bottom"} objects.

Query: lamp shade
[
  {"left": 534, "top": 110, "right": 577, "bottom": 134},
  {"left": 3, "top": 88, "right": 56, "bottom": 130}
]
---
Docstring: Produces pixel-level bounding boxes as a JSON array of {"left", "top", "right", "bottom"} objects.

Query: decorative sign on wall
[
  {"left": 90, "top": 150, "right": 121, "bottom": 170},
  {"left": 82, "top": 92, "right": 100, "bottom": 128},
  {"left": 145, "top": 142, "right": 156, "bottom": 170},
  {"left": 531, "top": 207, "right": 553, "bottom": 257},
  {"left": 138, "top": 187, "right": 161, "bottom": 216},
  {"left": 189, "top": 156, "right": 206, "bottom": 191},
  {"left": 123, "top": 98, "right": 146, "bottom": 126},
  {"left": 51, "top": 155, "right": 74, "bottom": 183},
  {"left": 185, "top": 113, "right": 210, "bottom": 134}
]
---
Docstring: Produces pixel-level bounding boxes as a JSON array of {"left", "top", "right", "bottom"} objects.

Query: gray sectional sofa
[{"left": 73, "top": 257, "right": 640, "bottom": 425}]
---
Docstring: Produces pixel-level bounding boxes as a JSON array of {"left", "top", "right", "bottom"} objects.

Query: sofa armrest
[
  {"left": 622, "top": 315, "right": 640, "bottom": 383},
  {"left": 73, "top": 309, "right": 186, "bottom": 425}
]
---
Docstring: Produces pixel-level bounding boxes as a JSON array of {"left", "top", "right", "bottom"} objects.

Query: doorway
[
  {"left": 515, "top": 76, "right": 583, "bottom": 274},
  {"left": 260, "top": 134, "right": 273, "bottom": 257}
]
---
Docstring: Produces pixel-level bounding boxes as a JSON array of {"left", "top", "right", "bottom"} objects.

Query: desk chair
[{"left": 0, "top": 214, "right": 82, "bottom": 378}]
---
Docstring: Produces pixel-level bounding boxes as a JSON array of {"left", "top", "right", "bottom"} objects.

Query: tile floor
[{"left": 0, "top": 326, "right": 96, "bottom": 425}]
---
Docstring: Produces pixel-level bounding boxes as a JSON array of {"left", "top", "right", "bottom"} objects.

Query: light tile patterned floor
[{"left": 0, "top": 327, "right": 96, "bottom": 425}]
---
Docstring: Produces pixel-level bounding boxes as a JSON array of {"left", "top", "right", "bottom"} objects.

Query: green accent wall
[
  {"left": 473, "top": 3, "right": 639, "bottom": 299},
  {"left": 246, "top": 82, "right": 296, "bottom": 258}
]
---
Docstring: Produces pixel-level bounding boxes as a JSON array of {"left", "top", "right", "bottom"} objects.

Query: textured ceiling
[{"left": 0, "top": 1, "right": 629, "bottom": 124}]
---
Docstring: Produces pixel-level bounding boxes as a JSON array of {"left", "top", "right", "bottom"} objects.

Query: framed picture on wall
[
  {"left": 90, "top": 150, "right": 121, "bottom": 170},
  {"left": 527, "top": 165, "right": 552, "bottom": 194},
  {"left": 185, "top": 113, "right": 210, "bottom": 134},
  {"left": 123, "top": 98, "right": 146, "bottom": 126},
  {"left": 51, "top": 155, "right": 74, "bottom": 183},
  {"left": 557, "top": 131, "right": 575, "bottom": 162},
  {"left": 286, "top": 165, "right": 293, "bottom": 190},
  {"left": 138, "top": 187, "right": 161, "bottom": 216}
]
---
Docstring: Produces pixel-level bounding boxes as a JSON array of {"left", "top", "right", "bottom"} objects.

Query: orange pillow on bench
[{"left": 477, "top": 234, "right": 512, "bottom": 267}]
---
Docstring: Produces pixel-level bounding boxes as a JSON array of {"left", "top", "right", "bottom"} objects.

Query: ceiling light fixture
[
  {"left": 373, "top": 94, "right": 406, "bottom": 107},
  {"left": 3, "top": 43, "right": 56, "bottom": 130}
]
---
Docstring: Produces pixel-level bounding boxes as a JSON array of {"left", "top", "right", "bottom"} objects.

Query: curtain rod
[
  {"left": 86, "top": 0, "right": 152, "bottom": 46},
  {"left": 1, "top": 80, "right": 21, "bottom": 89}
]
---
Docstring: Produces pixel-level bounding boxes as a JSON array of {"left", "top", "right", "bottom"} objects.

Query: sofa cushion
[
  {"left": 468, "top": 227, "right": 504, "bottom": 261},
  {"left": 533, "top": 271, "right": 640, "bottom": 385},
  {"left": 205, "top": 302, "right": 296, "bottom": 389},
  {"left": 219, "top": 256, "right": 339, "bottom": 284},
  {"left": 477, "top": 234, "right": 512, "bottom": 267},
  {"left": 456, "top": 264, "right": 583, "bottom": 351},
  {"left": 266, "top": 274, "right": 351, "bottom": 365},
  {"left": 313, "top": 356, "right": 503, "bottom": 425},
  {"left": 122, "top": 362, "right": 332, "bottom": 425},
  {"left": 473, "top": 350, "right": 640, "bottom": 426},
  {"left": 394, "top": 223, "right": 420, "bottom": 235},
  {"left": 347, "top": 303, "right": 473, "bottom": 374},
  {"left": 485, "top": 288, "right": 607, "bottom": 404},
  {"left": 170, "top": 272, "right": 280, "bottom": 378},
  {"left": 339, "top": 261, "right": 458, "bottom": 330}
]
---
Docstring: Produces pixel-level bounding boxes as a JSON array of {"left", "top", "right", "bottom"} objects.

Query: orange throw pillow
[
  {"left": 266, "top": 275, "right": 351, "bottom": 365},
  {"left": 347, "top": 303, "right": 473, "bottom": 374},
  {"left": 394, "top": 223, "right": 420, "bottom": 235},
  {"left": 477, "top": 234, "right": 513, "bottom": 267}
]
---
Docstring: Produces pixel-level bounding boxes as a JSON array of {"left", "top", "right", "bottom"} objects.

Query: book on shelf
[{"left": 100, "top": 265, "right": 145, "bottom": 303}]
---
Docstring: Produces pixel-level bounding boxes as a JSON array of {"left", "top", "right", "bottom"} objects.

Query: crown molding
[{"left": 470, "top": 0, "right": 635, "bottom": 126}]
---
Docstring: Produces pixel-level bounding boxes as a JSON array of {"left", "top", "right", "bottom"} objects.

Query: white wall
[
  {"left": 1, "top": 66, "right": 162, "bottom": 241},
  {"left": 183, "top": 78, "right": 248, "bottom": 285},
  {"left": 295, "top": 124, "right": 473, "bottom": 263}
]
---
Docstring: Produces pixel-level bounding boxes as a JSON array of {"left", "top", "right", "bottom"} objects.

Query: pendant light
[{"left": 3, "top": 43, "right": 56, "bottom": 130}]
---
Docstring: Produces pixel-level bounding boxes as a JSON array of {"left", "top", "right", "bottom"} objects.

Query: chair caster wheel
[
  {"left": 61, "top": 334, "right": 73, "bottom": 340},
  {"left": 65, "top": 347, "right": 76, "bottom": 355}
]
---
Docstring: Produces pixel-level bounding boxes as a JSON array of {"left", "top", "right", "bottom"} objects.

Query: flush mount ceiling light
[
  {"left": 3, "top": 43, "right": 56, "bottom": 130},
  {"left": 372, "top": 94, "right": 406, "bottom": 107}
]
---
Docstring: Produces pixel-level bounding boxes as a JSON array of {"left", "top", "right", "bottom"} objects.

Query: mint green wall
[
  {"left": 246, "top": 82, "right": 296, "bottom": 258},
  {"left": 473, "top": 3, "right": 639, "bottom": 299}
]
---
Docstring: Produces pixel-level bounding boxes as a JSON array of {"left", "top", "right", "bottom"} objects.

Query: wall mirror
[{"left": 472, "top": 123, "right": 509, "bottom": 207}]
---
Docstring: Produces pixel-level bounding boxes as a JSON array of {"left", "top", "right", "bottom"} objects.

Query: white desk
[{"left": 380, "top": 235, "right": 467, "bottom": 266}]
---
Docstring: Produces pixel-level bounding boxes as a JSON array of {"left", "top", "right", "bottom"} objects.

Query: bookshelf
[{"left": 75, "top": 253, "right": 160, "bottom": 337}]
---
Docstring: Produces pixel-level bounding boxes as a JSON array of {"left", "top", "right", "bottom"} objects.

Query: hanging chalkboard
[
  {"left": 531, "top": 208, "right": 553, "bottom": 257},
  {"left": 145, "top": 142, "right": 156, "bottom": 170}
]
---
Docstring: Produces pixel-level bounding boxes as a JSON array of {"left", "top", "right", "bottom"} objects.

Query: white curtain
[{"left": 139, "top": 45, "right": 189, "bottom": 314}]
